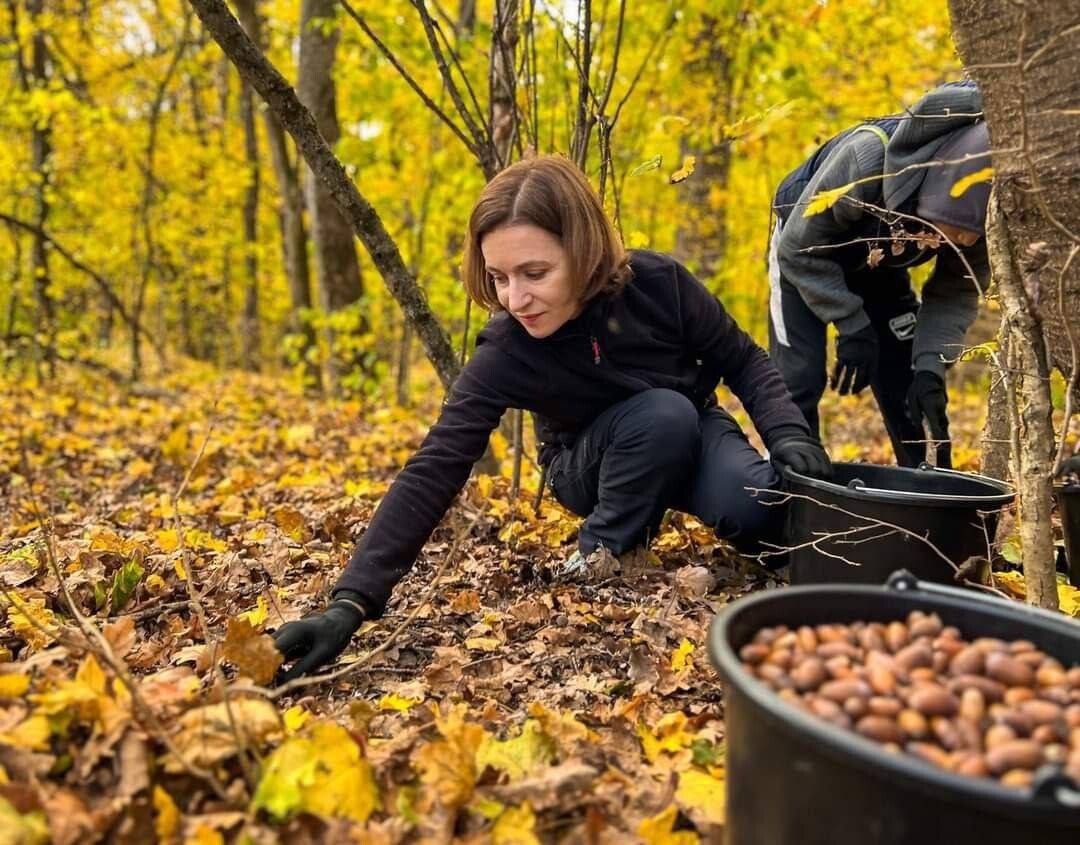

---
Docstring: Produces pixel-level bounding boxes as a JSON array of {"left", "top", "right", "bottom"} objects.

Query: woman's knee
[{"left": 616, "top": 389, "right": 700, "bottom": 456}]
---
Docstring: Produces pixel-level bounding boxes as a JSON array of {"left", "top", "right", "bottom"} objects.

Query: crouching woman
[{"left": 272, "top": 154, "right": 831, "bottom": 680}]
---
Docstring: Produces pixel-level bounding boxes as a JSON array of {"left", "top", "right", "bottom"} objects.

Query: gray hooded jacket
[{"left": 774, "top": 82, "right": 990, "bottom": 376}]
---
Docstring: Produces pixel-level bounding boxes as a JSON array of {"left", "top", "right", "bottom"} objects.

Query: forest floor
[{"left": 0, "top": 359, "right": 1075, "bottom": 843}]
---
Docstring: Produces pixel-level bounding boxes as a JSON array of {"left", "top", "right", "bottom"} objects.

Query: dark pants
[
  {"left": 547, "top": 389, "right": 783, "bottom": 557},
  {"left": 768, "top": 266, "right": 926, "bottom": 468}
]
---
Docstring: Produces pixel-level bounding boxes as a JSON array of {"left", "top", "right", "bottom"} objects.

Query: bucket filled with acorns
[{"left": 707, "top": 570, "right": 1080, "bottom": 845}]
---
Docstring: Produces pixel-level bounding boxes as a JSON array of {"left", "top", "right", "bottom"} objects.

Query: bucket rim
[
  {"left": 707, "top": 577, "right": 1080, "bottom": 816},
  {"left": 783, "top": 462, "right": 1015, "bottom": 507}
]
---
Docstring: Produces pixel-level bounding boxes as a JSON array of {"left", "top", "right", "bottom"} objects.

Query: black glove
[
  {"left": 907, "top": 370, "right": 951, "bottom": 469},
  {"left": 770, "top": 432, "right": 834, "bottom": 479},
  {"left": 271, "top": 590, "right": 366, "bottom": 683},
  {"left": 831, "top": 324, "right": 879, "bottom": 396}
]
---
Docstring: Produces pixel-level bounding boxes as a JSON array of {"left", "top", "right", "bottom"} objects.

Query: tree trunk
[
  {"left": 185, "top": 0, "right": 460, "bottom": 390},
  {"left": 298, "top": 0, "right": 366, "bottom": 394},
  {"left": 672, "top": 11, "right": 738, "bottom": 281},
  {"left": 239, "top": 71, "right": 261, "bottom": 370},
  {"left": 948, "top": 0, "right": 1080, "bottom": 608},
  {"left": 233, "top": 0, "right": 319, "bottom": 388},
  {"left": 28, "top": 0, "right": 54, "bottom": 376}
]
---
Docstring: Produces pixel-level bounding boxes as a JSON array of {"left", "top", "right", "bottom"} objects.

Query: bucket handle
[
  {"left": 1032, "top": 766, "right": 1080, "bottom": 808},
  {"left": 884, "top": 569, "right": 1078, "bottom": 630}
]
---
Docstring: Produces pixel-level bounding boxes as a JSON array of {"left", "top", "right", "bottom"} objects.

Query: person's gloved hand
[
  {"left": 770, "top": 432, "right": 834, "bottom": 479},
  {"left": 831, "top": 324, "right": 879, "bottom": 396},
  {"left": 271, "top": 590, "right": 366, "bottom": 683},
  {"left": 907, "top": 370, "right": 951, "bottom": 469}
]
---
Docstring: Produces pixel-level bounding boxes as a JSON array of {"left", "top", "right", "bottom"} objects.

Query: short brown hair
[{"left": 463, "top": 155, "right": 631, "bottom": 311}]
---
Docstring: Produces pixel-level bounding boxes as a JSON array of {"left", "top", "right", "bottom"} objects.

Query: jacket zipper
[{"left": 590, "top": 335, "right": 601, "bottom": 365}]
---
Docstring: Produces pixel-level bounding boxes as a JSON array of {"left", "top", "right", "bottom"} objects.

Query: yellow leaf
[
  {"left": 161, "top": 425, "right": 189, "bottom": 463},
  {"left": 627, "top": 230, "right": 650, "bottom": 249},
  {"left": 1058, "top": 580, "right": 1080, "bottom": 617},
  {"left": 0, "top": 795, "right": 49, "bottom": 845},
  {"left": 379, "top": 692, "right": 422, "bottom": 712},
  {"left": 950, "top": 166, "right": 993, "bottom": 197},
  {"left": 153, "top": 785, "right": 181, "bottom": 841},
  {"left": 669, "top": 155, "right": 696, "bottom": 184},
  {"left": 146, "top": 573, "right": 168, "bottom": 594},
  {"left": 237, "top": 595, "right": 270, "bottom": 628},
  {"left": 638, "top": 804, "right": 698, "bottom": 844},
  {"left": 465, "top": 636, "right": 500, "bottom": 652},
  {"left": 0, "top": 674, "right": 31, "bottom": 697},
  {"left": 476, "top": 475, "right": 494, "bottom": 499},
  {"left": 476, "top": 720, "right": 556, "bottom": 780},
  {"left": 802, "top": 181, "right": 856, "bottom": 217},
  {"left": 671, "top": 639, "right": 695, "bottom": 672},
  {"left": 492, "top": 801, "right": 540, "bottom": 845},
  {"left": 413, "top": 704, "right": 490, "bottom": 809},
  {"left": 7, "top": 595, "right": 57, "bottom": 651},
  {"left": 184, "top": 825, "right": 224, "bottom": 845},
  {"left": 283, "top": 706, "right": 310, "bottom": 734},
  {"left": 156, "top": 528, "right": 180, "bottom": 554},
  {"left": 676, "top": 768, "right": 726, "bottom": 826},
  {"left": 283, "top": 424, "right": 315, "bottom": 450},
  {"left": 173, "top": 558, "right": 188, "bottom": 581},
  {"left": 638, "top": 712, "right": 694, "bottom": 763},
  {"left": 0, "top": 714, "right": 51, "bottom": 750},
  {"left": 251, "top": 721, "right": 379, "bottom": 823},
  {"left": 526, "top": 701, "right": 598, "bottom": 750}
]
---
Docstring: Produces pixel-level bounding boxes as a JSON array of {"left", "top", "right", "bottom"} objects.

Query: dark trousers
[
  {"left": 547, "top": 389, "right": 783, "bottom": 557},
  {"left": 768, "top": 268, "right": 926, "bottom": 467}
]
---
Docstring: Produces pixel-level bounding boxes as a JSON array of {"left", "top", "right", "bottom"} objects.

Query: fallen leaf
[
  {"left": 166, "top": 698, "right": 282, "bottom": 771},
  {"left": 251, "top": 721, "right": 379, "bottom": 823},
  {"left": 675, "top": 768, "right": 725, "bottom": 826},
  {"left": 638, "top": 804, "right": 697, "bottom": 844},
  {"left": 491, "top": 801, "right": 540, "bottom": 845},
  {"left": 222, "top": 618, "right": 282, "bottom": 684},
  {"left": 103, "top": 616, "right": 136, "bottom": 657}
]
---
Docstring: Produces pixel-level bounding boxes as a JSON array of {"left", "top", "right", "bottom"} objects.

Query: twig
[
  {"left": 232, "top": 508, "right": 481, "bottom": 699},
  {"left": 16, "top": 441, "right": 230, "bottom": 800}
]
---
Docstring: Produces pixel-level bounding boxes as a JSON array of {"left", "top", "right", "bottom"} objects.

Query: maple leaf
[
  {"left": 222, "top": 617, "right": 283, "bottom": 684},
  {"left": 251, "top": 721, "right": 380, "bottom": 823},
  {"left": 638, "top": 804, "right": 698, "bottom": 844},
  {"left": 670, "top": 639, "right": 695, "bottom": 672}
]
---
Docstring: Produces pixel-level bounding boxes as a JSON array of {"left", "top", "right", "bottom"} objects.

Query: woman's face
[{"left": 481, "top": 224, "right": 583, "bottom": 338}]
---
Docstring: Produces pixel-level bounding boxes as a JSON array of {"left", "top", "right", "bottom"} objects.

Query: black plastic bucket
[
  {"left": 1054, "top": 484, "right": 1080, "bottom": 587},
  {"left": 782, "top": 462, "right": 1014, "bottom": 585},
  {"left": 707, "top": 572, "right": 1080, "bottom": 845}
]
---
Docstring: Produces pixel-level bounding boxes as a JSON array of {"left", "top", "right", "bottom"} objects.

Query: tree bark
[
  {"left": 298, "top": 0, "right": 366, "bottom": 394},
  {"left": 185, "top": 0, "right": 460, "bottom": 390},
  {"left": 27, "top": 0, "right": 54, "bottom": 375},
  {"left": 948, "top": 0, "right": 1080, "bottom": 608},
  {"left": 239, "top": 70, "right": 261, "bottom": 370},
  {"left": 672, "top": 10, "right": 740, "bottom": 281},
  {"left": 233, "top": 0, "right": 319, "bottom": 388}
]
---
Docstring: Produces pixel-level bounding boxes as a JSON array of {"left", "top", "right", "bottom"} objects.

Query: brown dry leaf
[
  {"left": 41, "top": 787, "right": 99, "bottom": 845},
  {"left": 674, "top": 566, "right": 715, "bottom": 599},
  {"left": 412, "top": 704, "right": 489, "bottom": 810},
  {"left": 448, "top": 590, "right": 482, "bottom": 613},
  {"left": 166, "top": 698, "right": 282, "bottom": 771},
  {"left": 221, "top": 618, "right": 282, "bottom": 684},
  {"left": 490, "top": 759, "right": 599, "bottom": 809},
  {"left": 103, "top": 616, "right": 137, "bottom": 657},
  {"left": 866, "top": 245, "right": 885, "bottom": 268}
]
